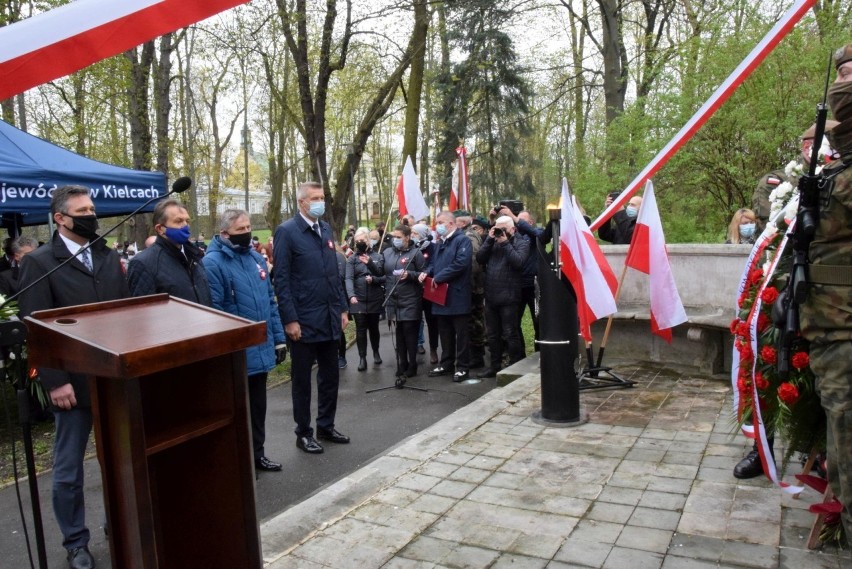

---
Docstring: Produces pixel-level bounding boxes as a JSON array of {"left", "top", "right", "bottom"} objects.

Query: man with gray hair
[
  {"left": 427, "top": 211, "right": 473, "bottom": 382},
  {"left": 274, "top": 182, "right": 350, "bottom": 454},
  {"left": 0, "top": 235, "right": 38, "bottom": 296},
  {"left": 203, "top": 209, "right": 287, "bottom": 472}
]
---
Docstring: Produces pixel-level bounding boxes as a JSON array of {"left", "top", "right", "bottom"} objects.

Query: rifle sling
[{"left": 809, "top": 264, "right": 852, "bottom": 286}]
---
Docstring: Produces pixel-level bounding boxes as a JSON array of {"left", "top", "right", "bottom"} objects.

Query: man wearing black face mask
[
  {"left": 800, "top": 44, "right": 852, "bottom": 549},
  {"left": 18, "top": 185, "right": 129, "bottom": 569},
  {"left": 203, "top": 209, "right": 287, "bottom": 473},
  {"left": 127, "top": 198, "right": 212, "bottom": 306}
]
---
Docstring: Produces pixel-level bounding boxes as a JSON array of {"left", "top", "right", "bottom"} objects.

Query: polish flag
[
  {"left": 450, "top": 146, "right": 470, "bottom": 211},
  {"left": 0, "top": 0, "right": 249, "bottom": 101},
  {"left": 396, "top": 156, "right": 429, "bottom": 221},
  {"left": 624, "top": 180, "right": 687, "bottom": 342},
  {"left": 559, "top": 179, "right": 618, "bottom": 341}
]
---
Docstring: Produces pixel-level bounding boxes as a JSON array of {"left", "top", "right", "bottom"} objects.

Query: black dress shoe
[
  {"left": 428, "top": 366, "right": 451, "bottom": 377},
  {"left": 373, "top": 351, "right": 383, "bottom": 364},
  {"left": 469, "top": 358, "right": 485, "bottom": 369},
  {"left": 474, "top": 368, "right": 497, "bottom": 379},
  {"left": 296, "top": 436, "right": 324, "bottom": 454},
  {"left": 358, "top": 357, "right": 368, "bottom": 371},
  {"left": 255, "top": 456, "right": 283, "bottom": 471},
  {"left": 317, "top": 428, "right": 350, "bottom": 444},
  {"left": 733, "top": 450, "right": 765, "bottom": 479},
  {"left": 67, "top": 546, "right": 95, "bottom": 569},
  {"left": 453, "top": 370, "right": 469, "bottom": 383}
]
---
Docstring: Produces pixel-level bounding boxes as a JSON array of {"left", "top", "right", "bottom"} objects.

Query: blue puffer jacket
[{"left": 202, "top": 236, "right": 286, "bottom": 375}]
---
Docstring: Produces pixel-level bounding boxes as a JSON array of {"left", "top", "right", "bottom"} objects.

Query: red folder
[{"left": 423, "top": 277, "right": 448, "bottom": 305}]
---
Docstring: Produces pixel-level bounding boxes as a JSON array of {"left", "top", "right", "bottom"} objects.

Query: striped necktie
[{"left": 80, "top": 248, "right": 93, "bottom": 272}]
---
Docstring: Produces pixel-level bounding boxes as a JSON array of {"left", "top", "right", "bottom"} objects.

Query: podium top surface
[{"left": 25, "top": 294, "right": 267, "bottom": 378}]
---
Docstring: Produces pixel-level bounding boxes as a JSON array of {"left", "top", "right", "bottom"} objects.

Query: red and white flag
[
  {"left": 396, "top": 156, "right": 429, "bottom": 221},
  {"left": 624, "top": 180, "right": 687, "bottom": 342},
  {"left": 450, "top": 146, "right": 470, "bottom": 211},
  {"left": 559, "top": 179, "right": 618, "bottom": 341},
  {"left": 0, "top": 0, "right": 249, "bottom": 101}
]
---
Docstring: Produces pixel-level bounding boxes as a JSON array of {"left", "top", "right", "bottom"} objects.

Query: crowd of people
[{"left": 6, "top": 43, "right": 852, "bottom": 567}]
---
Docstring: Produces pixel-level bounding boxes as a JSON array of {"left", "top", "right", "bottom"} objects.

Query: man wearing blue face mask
[
  {"left": 127, "top": 198, "right": 212, "bottom": 306},
  {"left": 598, "top": 193, "right": 643, "bottom": 245},
  {"left": 274, "top": 181, "right": 350, "bottom": 454}
]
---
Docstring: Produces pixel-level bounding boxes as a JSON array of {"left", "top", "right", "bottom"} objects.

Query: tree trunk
[{"left": 401, "top": 0, "right": 430, "bottom": 165}]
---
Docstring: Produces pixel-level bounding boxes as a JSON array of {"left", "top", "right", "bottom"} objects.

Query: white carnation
[
  {"left": 784, "top": 195, "right": 800, "bottom": 222},
  {"left": 784, "top": 160, "right": 803, "bottom": 178}
]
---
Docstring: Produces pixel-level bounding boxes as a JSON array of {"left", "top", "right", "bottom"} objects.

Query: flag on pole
[
  {"left": 589, "top": 0, "right": 816, "bottom": 232},
  {"left": 624, "top": 180, "right": 687, "bottom": 342},
  {"left": 450, "top": 146, "right": 470, "bottom": 211},
  {"left": 396, "top": 156, "right": 430, "bottom": 221},
  {"left": 0, "top": 0, "right": 250, "bottom": 101},
  {"left": 558, "top": 179, "right": 618, "bottom": 341}
]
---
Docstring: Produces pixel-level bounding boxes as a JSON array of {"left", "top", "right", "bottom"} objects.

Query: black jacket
[
  {"left": 127, "top": 236, "right": 212, "bottom": 306},
  {"left": 18, "top": 231, "right": 130, "bottom": 407},
  {"left": 381, "top": 245, "right": 425, "bottom": 321},
  {"left": 345, "top": 250, "right": 385, "bottom": 314},
  {"left": 598, "top": 210, "right": 636, "bottom": 245},
  {"left": 476, "top": 232, "right": 530, "bottom": 306}
]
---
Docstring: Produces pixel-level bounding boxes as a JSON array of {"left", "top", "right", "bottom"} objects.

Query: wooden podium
[{"left": 25, "top": 294, "right": 267, "bottom": 569}]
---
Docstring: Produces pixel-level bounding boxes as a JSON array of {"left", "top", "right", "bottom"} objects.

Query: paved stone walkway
[{"left": 260, "top": 363, "right": 850, "bottom": 568}]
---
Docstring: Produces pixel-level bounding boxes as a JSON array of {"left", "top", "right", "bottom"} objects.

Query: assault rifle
[{"left": 775, "top": 56, "right": 833, "bottom": 379}]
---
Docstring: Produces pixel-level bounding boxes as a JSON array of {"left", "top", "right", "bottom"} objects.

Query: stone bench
[{"left": 588, "top": 244, "right": 751, "bottom": 375}]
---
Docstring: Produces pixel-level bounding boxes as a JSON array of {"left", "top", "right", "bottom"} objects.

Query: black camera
[
  {"left": 355, "top": 241, "right": 368, "bottom": 254},
  {"left": 494, "top": 199, "right": 524, "bottom": 216},
  {"left": 493, "top": 227, "right": 504, "bottom": 238}
]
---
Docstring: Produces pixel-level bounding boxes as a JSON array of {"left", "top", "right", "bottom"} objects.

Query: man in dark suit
[
  {"left": 427, "top": 211, "right": 473, "bottom": 382},
  {"left": 18, "top": 185, "right": 129, "bottom": 569},
  {"left": 273, "top": 181, "right": 350, "bottom": 454},
  {"left": 127, "top": 199, "right": 212, "bottom": 306}
]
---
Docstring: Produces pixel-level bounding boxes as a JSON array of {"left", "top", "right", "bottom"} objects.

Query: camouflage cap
[
  {"left": 834, "top": 44, "right": 852, "bottom": 69},
  {"left": 452, "top": 209, "right": 471, "bottom": 217},
  {"left": 801, "top": 120, "right": 841, "bottom": 139}
]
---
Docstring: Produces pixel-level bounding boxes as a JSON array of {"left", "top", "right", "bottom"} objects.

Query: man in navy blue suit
[{"left": 273, "top": 181, "right": 350, "bottom": 454}]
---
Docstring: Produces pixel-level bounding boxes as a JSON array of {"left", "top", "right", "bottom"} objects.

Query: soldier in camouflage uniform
[
  {"left": 752, "top": 121, "right": 840, "bottom": 233},
  {"left": 800, "top": 44, "right": 852, "bottom": 549},
  {"left": 455, "top": 211, "right": 486, "bottom": 369}
]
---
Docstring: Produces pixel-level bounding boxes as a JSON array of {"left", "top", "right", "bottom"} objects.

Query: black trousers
[
  {"left": 486, "top": 303, "right": 524, "bottom": 370},
  {"left": 519, "top": 284, "right": 539, "bottom": 351},
  {"left": 247, "top": 372, "right": 268, "bottom": 459},
  {"left": 394, "top": 320, "right": 420, "bottom": 375},
  {"left": 289, "top": 339, "right": 340, "bottom": 437},
  {"left": 353, "top": 312, "right": 381, "bottom": 356},
  {"left": 437, "top": 313, "right": 471, "bottom": 372}
]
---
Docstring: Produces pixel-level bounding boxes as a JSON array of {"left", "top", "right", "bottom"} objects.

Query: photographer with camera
[
  {"left": 345, "top": 227, "right": 386, "bottom": 371},
  {"left": 380, "top": 224, "right": 427, "bottom": 378},
  {"left": 598, "top": 191, "right": 642, "bottom": 245},
  {"left": 474, "top": 215, "right": 530, "bottom": 378}
]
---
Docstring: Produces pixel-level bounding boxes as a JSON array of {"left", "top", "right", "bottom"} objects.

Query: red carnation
[
  {"left": 754, "top": 372, "right": 769, "bottom": 391},
  {"left": 757, "top": 313, "right": 772, "bottom": 333},
  {"left": 760, "top": 287, "right": 779, "bottom": 304},
  {"left": 778, "top": 382, "right": 800, "bottom": 405},
  {"left": 739, "top": 343, "right": 753, "bottom": 360},
  {"left": 736, "top": 321, "right": 750, "bottom": 337},
  {"left": 730, "top": 319, "right": 740, "bottom": 335},
  {"left": 760, "top": 345, "right": 777, "bottom": 365},
  {"left": 738, "top": 291, "right": 749, "bottom": 307},
  {"left": 749, "top": 269, "right": 764, "bottom": 284},
  {"left": 737, "top": 378, "right": 749, "bottom": 394},
  {"left": 792, "top": 352, "right": 810, "bottom": 370}
]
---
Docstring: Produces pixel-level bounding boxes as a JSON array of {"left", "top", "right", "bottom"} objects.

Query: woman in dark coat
[
  {"left": 380, "top": 224, "right": 426, "bottom": 378},
  {"left": 345, "top": 228, "right": 385, "bottom": 371}
]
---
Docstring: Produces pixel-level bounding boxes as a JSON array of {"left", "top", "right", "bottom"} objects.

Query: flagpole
[{"left": 596, "top": 263, "right": 630, "bottom": 370}]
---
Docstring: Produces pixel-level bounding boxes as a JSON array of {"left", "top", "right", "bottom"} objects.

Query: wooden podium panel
[{"left": 25, "top": 295, "right": 267, "bottom": 569}]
